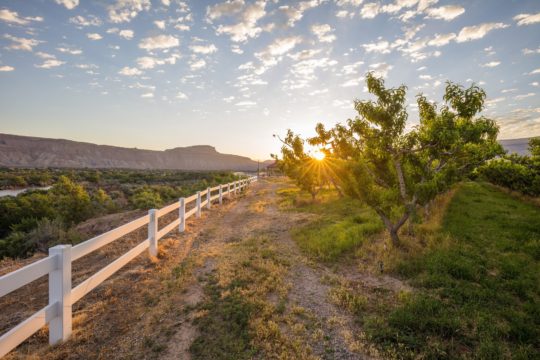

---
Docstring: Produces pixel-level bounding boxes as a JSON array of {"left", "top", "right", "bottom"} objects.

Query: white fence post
[
  {"left": 49, "top": 245, "right": 72, "bottom": 345},
  {"left": 228, "top": 183, "right": 231, "bottom": 198},
  {"left": 148, "top": 209, "right": 158, "bottom": 257},
  {"left": 206, "top": 187, "right": 211, "bottom": 209},
  {"left": 234, "top": 181, "right": 237, "bottom": 196},
  {"left": 196, "top": 191, "right": 201, "bottom": 218},
  {"left": 219, "top": 185, "right": 223, "bottom": 205},
  {"left": 179, "top": 197, "right": 186, "bottom": 232}
]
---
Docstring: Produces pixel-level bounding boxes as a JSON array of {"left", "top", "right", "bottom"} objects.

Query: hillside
[
  {"left": 0, "top": 133, "right": 259, "bottom": 171},
  {"left": 499, "top": 137, "right": 533, "bottom": 155}
]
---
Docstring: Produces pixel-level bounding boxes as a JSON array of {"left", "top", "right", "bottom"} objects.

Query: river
[{"left": 0, "top": 186, "right": 52, "bottom": 198}]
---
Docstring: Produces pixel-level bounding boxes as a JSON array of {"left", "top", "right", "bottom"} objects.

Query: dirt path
[
  {"left": 162, "top": 179, "right": 372, "bottom": 360},
  {"left": 3, "top": 179, "right": 377, "bottom": 359}
]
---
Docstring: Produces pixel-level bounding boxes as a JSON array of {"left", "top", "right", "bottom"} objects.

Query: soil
[{"left": 2, "top": 179, "right": 402, "bottom": 359}]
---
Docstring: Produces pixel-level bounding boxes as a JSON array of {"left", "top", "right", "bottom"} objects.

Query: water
[{"left": 0, "top": 186, "right": 52, "bottom": 198}]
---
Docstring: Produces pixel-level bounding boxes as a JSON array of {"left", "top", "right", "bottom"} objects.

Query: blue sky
[{"left": 0, "top": 0, "right": 539, "bottom": 160}]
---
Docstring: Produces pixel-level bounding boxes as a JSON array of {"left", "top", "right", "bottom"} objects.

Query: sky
[{"left": 0, "top": 0, "right": 539, "bottom": 160}]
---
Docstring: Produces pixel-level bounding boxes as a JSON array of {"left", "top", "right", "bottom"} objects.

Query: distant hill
[
  {"left": 499, "top": 137, "right": 534, "bottom": 156},
  {"left": 0, "top": 133, "right": 260, "bottom": 171}
]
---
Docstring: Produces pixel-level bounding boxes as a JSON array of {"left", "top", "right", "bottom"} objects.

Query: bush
[
  {"left": 0, "top": 218, "right": 82, "bottom": 259},
  {"left": 478, "top": 139, "right": 540, "bottom": 196},
  {"left": 130, "top": 188, "right": 163, "bottom": 210}
]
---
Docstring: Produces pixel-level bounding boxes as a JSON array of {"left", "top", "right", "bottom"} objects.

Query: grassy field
[
  {"left": 277, "top": 185, "right": 383, "bottom": 262},
  {"left": 283, "top": 182, "right": 540, "bottom": 359}
]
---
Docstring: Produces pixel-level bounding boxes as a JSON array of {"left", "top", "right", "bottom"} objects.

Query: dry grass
[{"left": 1, "top": 199, "right": 241, "bottom": 359}]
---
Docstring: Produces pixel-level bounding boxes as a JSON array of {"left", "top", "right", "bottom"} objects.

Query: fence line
[{"left": 0, "top": 176, "right": 258, "bottom": 358}]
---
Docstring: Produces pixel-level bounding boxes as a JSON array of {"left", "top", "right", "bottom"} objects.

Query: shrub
[
  {"left": 130, "top": 188, "right": 163, "bottom": 210},
  {"left": 478, "top": 138, "right": 540, "bottom": 196}
]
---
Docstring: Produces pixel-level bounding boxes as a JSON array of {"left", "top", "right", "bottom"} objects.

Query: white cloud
[
  {"left": 139, "top": 35, "right": 179, "bottom": 50},
  {"left": 531, "top": 82, "right": 539, "bottom": 87},
  {"left": 333, "top": 99, "right": 350, "bottom": 108},
  {"left": 236, "top": 101, "right": 257, "bottom": 107},
  {"left": 35, "top": 59, "right": 65, "bottom": 69},
  {"left": 0, "top": 9, "right": 43, "bottom": 25},
  {"left": 369, "top": 62, "right": 393, "bottom": 78},
  {"left": 523, "top": 47, "right": 540, "bottom": 55},
  {"left": 119, "top": 29, "right": 134, "bottom": 39},
  {"left": 190, "top": 59, "right": 207, "bottom": 70},
  {"left": 290, "top": 57, "right": 338, "bottom": 80},
  {"left": 54, "top": 0, "right": 79, "bottom": 10},
  {"left": 362, "top": 40, "right": 391, "bottom": 53},
  {"left": 57, "top": 47, "right": 82, "bottom": 55},
  {"left": 254, "top": 36, "right": 302, "bottom": 73},
  {"left": 482, "top": 61, "right": 500, "bottom": 68},
  {"left": 360, "top": 3, "right": 380, "bottom": 19},
  {"left": 108, "top": 0, "right": 151, "bottom": 23},
  {"left": 281, "top": 1, "right": 326, "bottom": 27},
  {"left": 342, "top": 78, "right": 361, "bottom": 87},
  {"left": 176, "top": 92, "right": 188, "bottom": 100},
  {"left": 530, "top": 68, "right": 540, "bottom": 75},
  {"left": 336, "top": 10, "right": 352, "bottom": 18},
  {"left": 69, "top": 15, "right": 101, "bottom": 27},
  {"left": 419, "top": 74, "right": 432, "bottom": 80},
  {"left": 161, "top": 0, "right": 171, "bottom": 6},
  {"left": 190, "top": 44, "right": 218, "bottom": 54},
  {"left": 0, "top": 65, "right": 14, "bottom": 72},
  {"left": 36, "top": 52, "right": 55, "bottom": 59},
  {"left": 288, "top": 49, "right": 321, "bottom": 61},
  {"left": 514, "top": 12, "right": 540, "bottom": 26},
  {"left": 154, "top": 20, "right": 166, "bottom": 29},
  {"left": 336, "top": 0, "right": 363, "bottom": 6},
  {"left": 215, "top": 0, "right": 267, "bottom": 42},
  {"left": 207, "top": 0, "right": 244, "bottom": 21},
  {"left": 515, "top": 93, "right": 535, "bottom": 100},
  {"left": 309, "top": 88, "right": 329, "bottom": 96},
  {"left": 141, "top": 92, "right": 154, "bottom": 98},
  {"left": 456, "top": 22, "right": 509, "bottom": 43},
  {"left": 175, "top": 24, "right": 190, "bottom": 31},
  {"left": 311, "top": 24, "right": 336, "bottom": 43},
  {"left": 427, "top": 33, "right": 456, "bottom": 46},
  {"left": 75, "top": 63, "right": 98, "bottom": 69},
  {"left": 136, "top": 54, "right": 179, "bottom": 69},
  {"left": 87, "top": 33, "right": 102, "bottom": 40},
  {"left": 342, "top": 61, "right": 363, "bottom": 75},
  {"left": 231, "top": 44, "right": 243, "bottom": 54},
  {"left": 4, "top": 34, "right": 41, "bottom": 51},
  {"left": 119, "top": 66, "right": 142, "bottom": 76},
  {"left": 425, "top": 5, "right": 464, "bottom": 21}
]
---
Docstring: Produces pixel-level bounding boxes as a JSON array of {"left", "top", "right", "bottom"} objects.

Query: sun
[{"left": 312, "top": 150, "right": 326, "bottom": 161}]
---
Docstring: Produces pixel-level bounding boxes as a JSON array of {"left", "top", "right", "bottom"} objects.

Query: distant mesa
[
  {"left": 498, "top": 138, "right": 532, "bottom": 156},
  {"left": 0, "top": 133, "right": 532, "bottom": 171},
  {"left": 0, "top": 133, "right": 265, "bottom": 171}
]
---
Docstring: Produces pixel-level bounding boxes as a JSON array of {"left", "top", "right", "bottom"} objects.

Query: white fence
[{"left": 0, "top": 176, "right": 257, "bottom": 358}]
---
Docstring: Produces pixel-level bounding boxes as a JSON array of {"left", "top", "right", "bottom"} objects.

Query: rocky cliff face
[{"left": 0, "top": 133, "right": 258, "bottom": 171}]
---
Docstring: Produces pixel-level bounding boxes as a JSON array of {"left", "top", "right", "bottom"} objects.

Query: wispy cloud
[{"left": 0, "top": 9, "right": 43, "bottom": 25}]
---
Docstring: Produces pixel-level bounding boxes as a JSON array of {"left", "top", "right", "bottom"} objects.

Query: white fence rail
[{"left": 0, "top": 176, "right": 258, "bottom": 358}]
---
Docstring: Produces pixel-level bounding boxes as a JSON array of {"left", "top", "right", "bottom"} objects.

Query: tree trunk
[
  {"left": 389, "top": 228, "right": 401, "bottom": 248},
  {"left": 329, "top": 177, "right": 344, "bottom": 198}
]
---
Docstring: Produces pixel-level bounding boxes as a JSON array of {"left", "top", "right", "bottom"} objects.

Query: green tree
[
  {"left": 50, "top": 175, "right": 93, "bottom": 224},
  {"left": 311, "top": 73, "right": 502, "bottom": 246},
  {"left": 130, "top": 188, "right": 163, "bottom": 210},
  {"left": 272, "top": 130, "right": 326, "bottom": 201}
]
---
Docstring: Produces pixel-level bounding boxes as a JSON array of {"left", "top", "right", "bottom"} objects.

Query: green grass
[
  {"left": 278, "top": 186, "right": 383, "bottom": 261},
  {"left": 190, "top": 274, "right": 257, "bottom": 360},
  {"left": 365, "top": 182, "right": 540, "bottom": 359}
]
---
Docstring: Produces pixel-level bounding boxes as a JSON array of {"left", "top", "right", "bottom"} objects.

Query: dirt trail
[
  {"left": 3, "top": 179, "right": 376, "bottom": 359},
  {"left": 162, "top": 180, "right": 371, "bottom": 359}
]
